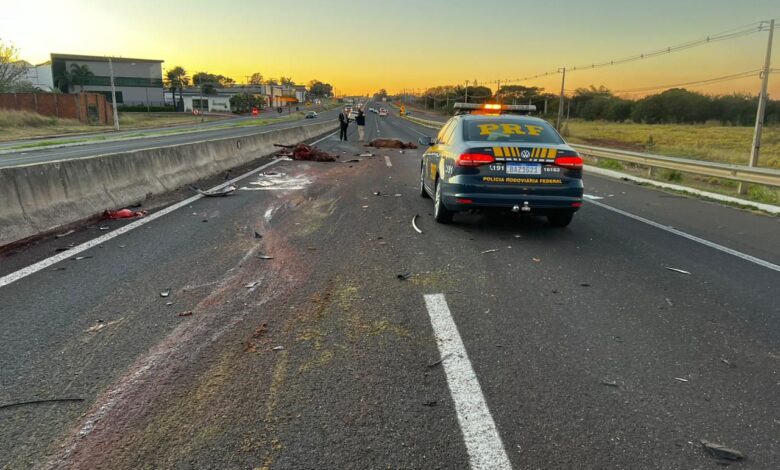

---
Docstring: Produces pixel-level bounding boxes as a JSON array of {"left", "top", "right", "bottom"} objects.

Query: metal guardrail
[
  {"left": 402, "top": 115, "right": 780, "bottom": 188},
  {"left": 573, "top": 144, "right": 780, "bottom": 188}
]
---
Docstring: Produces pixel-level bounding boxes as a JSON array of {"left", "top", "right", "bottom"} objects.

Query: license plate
[{"left": 506, "top": 163, "right": 541, "bottom": 175}]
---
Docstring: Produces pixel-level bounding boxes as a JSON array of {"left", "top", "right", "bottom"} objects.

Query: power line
[
  {"left": 614, "top": 69, "right": 762, "bottom": 93},
  {"left": 478, "top": 20, "right": 772, "bottom": 86}
]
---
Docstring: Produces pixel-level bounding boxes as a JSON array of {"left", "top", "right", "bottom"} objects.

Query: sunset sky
[{"left": 3, "top": 0, "right": 779, "bottom": 97}]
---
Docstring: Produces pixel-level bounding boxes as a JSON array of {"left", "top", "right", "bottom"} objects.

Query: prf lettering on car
[{"left": 477, "top": 123, "right": 545, "bottom": 136}]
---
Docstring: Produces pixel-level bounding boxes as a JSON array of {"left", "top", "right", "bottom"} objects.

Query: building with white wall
[{"left": 50, "top": 53, "right": 164, "bottom": 106}]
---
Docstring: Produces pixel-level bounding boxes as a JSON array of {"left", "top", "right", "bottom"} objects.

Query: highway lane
[
  {"left": 0, "top": 106, "right": 342, "bottom": 168},
  {"left": 0, "top": 106, "right": 778, "bottom": 468}
]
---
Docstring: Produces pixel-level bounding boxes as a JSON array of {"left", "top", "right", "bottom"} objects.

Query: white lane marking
[
  {"left": 583, "top": 194, "right": 603, "bottom": 200},
  {"left": 423, "top": 294, "right": 512, "bottom": 470},
  {"left": 384, "top": 155, "right": 392, "bottom": 167},
  {"left": 0, "top": 130, "right": 339, "bottom": 289},
  {"left": 587, "top": 199, "right": 780, "bottom": 273}
]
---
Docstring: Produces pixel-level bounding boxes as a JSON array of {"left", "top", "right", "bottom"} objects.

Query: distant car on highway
[
  {"left": 379, "top": 108, "right": 388, "bottom": 116},
  {"left": 305, "top": 111, "right": 318, "bottom": 118},
  {"left": 417, "top": 103, "right": 583, "bottom": 226}
]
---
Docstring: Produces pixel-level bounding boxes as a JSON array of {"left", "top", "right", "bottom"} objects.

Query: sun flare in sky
[{"left": 3, "top": 0, "right": 779, "bottom": 97}]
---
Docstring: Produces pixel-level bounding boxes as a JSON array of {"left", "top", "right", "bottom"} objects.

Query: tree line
[{"left": 409, "top": 83, "right": 779, "bottom": 126}]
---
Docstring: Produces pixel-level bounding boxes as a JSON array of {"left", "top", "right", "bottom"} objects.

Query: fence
[{"left": 0, "top": 93, "right": 114, "bottom": 124}]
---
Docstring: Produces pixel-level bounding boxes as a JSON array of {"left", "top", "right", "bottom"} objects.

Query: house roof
[{"left": 51, "top": 53, "right": 164, "bottom": 64}]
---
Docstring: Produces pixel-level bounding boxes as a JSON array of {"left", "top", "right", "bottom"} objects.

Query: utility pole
[
  {"left": 740, "top": 19, "right": 774, "bottom": 194},
  {"left": 556, "top": 67, "right": 566, "bottom": 130},
  {"left": 108, "top": 57, "right": 119, "bottom": 131},
  {"left": 464, "top": 80, "right": 469, "bottom": 103},
  {"left": 544, "top": 99, "right": 548, "bottom": 115}
]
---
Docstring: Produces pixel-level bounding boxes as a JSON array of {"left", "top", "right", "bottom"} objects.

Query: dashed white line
[
  {"left": 423, "top": 294, "right": 512, "bottom": 470},
  {"left": 587, "top": 199, "right": 780, "bottom": 272},
  {"left": 0, "top": 129, "right": 339, "bottom": 289},
  {"left": 384, "top": 155, "right": 392, "bottom": 167}
]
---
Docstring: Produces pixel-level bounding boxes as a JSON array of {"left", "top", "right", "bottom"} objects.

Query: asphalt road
[
  {"left": 1, "top": 105, "right": 778, "bottom": 469},
  {"left": 0, "top": 106, "right": 341, "bottom": 168}
]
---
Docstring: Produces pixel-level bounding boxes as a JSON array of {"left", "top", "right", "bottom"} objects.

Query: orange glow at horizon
[{"left": 2, "top": 0, "right": 778, "bottom": 98}]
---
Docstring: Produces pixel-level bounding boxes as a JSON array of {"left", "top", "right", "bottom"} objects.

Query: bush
[{"left": 662, "top": 170, "right": 684, "bottom": 182}]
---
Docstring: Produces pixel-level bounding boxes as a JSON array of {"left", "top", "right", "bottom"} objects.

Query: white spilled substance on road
[
  {"left": 240, "top": 173, "right": 311, "bottom": 191},
  {"left": 384, "top": 155, "right": 392, "bottom": 167},
  {"left": 423, "top": 294, "right": 512, "bottom": 470}
]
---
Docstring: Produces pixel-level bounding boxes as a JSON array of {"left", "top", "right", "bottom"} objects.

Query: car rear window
[{"left": 463, "top": 118, "right": 563, "bottom": 144}]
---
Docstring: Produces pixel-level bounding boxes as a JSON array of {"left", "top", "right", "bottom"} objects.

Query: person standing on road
[
  {"left": 338, "top": 109, "right": 350, "bottom": 141},
  {"left": 355, "top": 109, "right": 366, "bottom": 142}
]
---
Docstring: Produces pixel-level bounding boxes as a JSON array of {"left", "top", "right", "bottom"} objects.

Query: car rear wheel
[
  {"left": 419, "top": 165, "right": 430, "bottom": 198},
  {"left": 547, "top": 212, "right": 573, "bottom": 227},
  {"left": 434, "top": 178, "right": 453, "bottom": 224}
]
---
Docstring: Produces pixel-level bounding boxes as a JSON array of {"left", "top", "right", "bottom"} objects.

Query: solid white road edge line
[
  {"left": 423, "top": 294, "right": 513, "bottom": 470},
  {"left": 385, "top": 155, "right": 392, "bottom": 167},
  {"left": 0, "top": 129, "right": 339, "bottom": 289},
  {"left": 587, "top": 199, "right": 780, "bottom": 273}
]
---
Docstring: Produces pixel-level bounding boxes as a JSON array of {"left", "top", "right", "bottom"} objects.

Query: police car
[{"left": 418, "top": 103, "right": 583, "bottom": 227}]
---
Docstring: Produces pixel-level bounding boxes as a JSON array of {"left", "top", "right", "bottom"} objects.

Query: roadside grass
[
  {"left": 566, "top": 120, "right": 780, "bottom": 170},
  {"left": 0, "top": 110, "right": 223, "bottom": 142}
]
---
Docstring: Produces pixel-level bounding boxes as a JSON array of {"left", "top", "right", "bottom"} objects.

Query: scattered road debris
[
  {"left": 103, "top": 208, "right": 148, "bottom": 219},
  {"left": 422, "top": 400, "right": 438, "bottom": 407},
  {"left": 665, "top": 298, "right": 673, "bottom": 306},
  {"left": 165, "top": 302, "right": 173, "bottom": 306},
  {"left": 177, "top": 311, "right": 193, "bottom": 317},
  {"left": 513, "top": 234, "right": 522, "bottom": 238},
  {"left": 52, "top": 267, "right": 67, "bottom": 272},
  {"left": 365, "top": 138, "right": 417, "bottom": 149},
  {"left": 190, "top": 184, "right": 237, "bottom": 197},
  {"left": 482, "top": 249, "right": 499, "bottom": 254},
  {"left": 257, "top": 254, "right": 274, "bottom": 260},
  {"left": 428, "top": 353, "right": 452, "bottom": 368},
  {"left": 412, "top": 215, "right": 423, "bottom": 234},
  {"left": 254, "top": 231, "right": 263, "bottom": 239},
  {"left": 700, "top": 440, "right": 744, "bottom": 461},
  {"left": 580, "top": 283, "right": 591, "bottom": 287},
  {"left": 245, "top": 281, "right": 259, "bottom": 288},
  {"left": 0, "top": 398, "right": 84, "bottom": 411},
  {"left": 532, "top": 258, "right": 541, "bottom": 263},
  {"left": 664, "top": 266, "right": 691, "bottom": 275},
  {"left": 99, "top": 226, "right": 109, "bottom": 231},
  {"left": 397, "top": 272, "right": 412, "bottom": 280},
  {"left": 674, "top": 377, "right": 689, "bottom": 382},
  {"left": 272, "top": 346, "right": 285, "bottom": 351},
  {"left": 55, "top": 230, "right": 75, "bottom": 238},
  {"left": 356, "top": 152, "right": 374, "bottom": 157},
  {"left": 341, "top": 159, "right": 361, "bottom": 163},
  {"left": 72, "top": 256, "right": 92, "bottom": 261},
  {"left": 274, "top": 143, "right": 336, "bottom": 161},
  {"left": 601, "top": 380, "right": 619, "bottom": 387},
  {"left": 55, "top": 247, "right": 70, "bottom": 252},
  {"left": 129, "top": 202, "right": 143, "bottom": 208},
  {"left": 721, "top": 358, "right": 735, "bottom": 367},
  {"left": 160, "top": 288, "right": 171, "bottom": 298},
  {"left": 86, "top": 321, "right": 105, "bottom": 333}
]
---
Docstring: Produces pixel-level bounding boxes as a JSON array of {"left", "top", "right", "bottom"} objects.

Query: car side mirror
[{"left": 418, "top": 136, "right": 434, "bottom": 146}]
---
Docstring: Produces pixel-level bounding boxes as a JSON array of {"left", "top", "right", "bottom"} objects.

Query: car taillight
[
  {"left": 554, "top": 154, "right": 583, "bottom": 170},
  {"left": 457, "top": 153, "right": 495, "bottom": 167}
]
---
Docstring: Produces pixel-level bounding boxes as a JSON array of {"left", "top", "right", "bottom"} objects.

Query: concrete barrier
[{"left": 0, "top": 120, "right": 338, "bottom": 247}]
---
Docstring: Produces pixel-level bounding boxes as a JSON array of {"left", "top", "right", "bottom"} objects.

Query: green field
[{"left": 563, "top": 120, "right": 780, "bottom": 170}]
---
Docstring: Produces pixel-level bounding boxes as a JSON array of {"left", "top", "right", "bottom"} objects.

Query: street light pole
[
  {"left": 108, "top": 57, "right": 119, "bottom": 131},
  {"left": 740, "top": 18, "right": 774, "bottom": 195}
]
